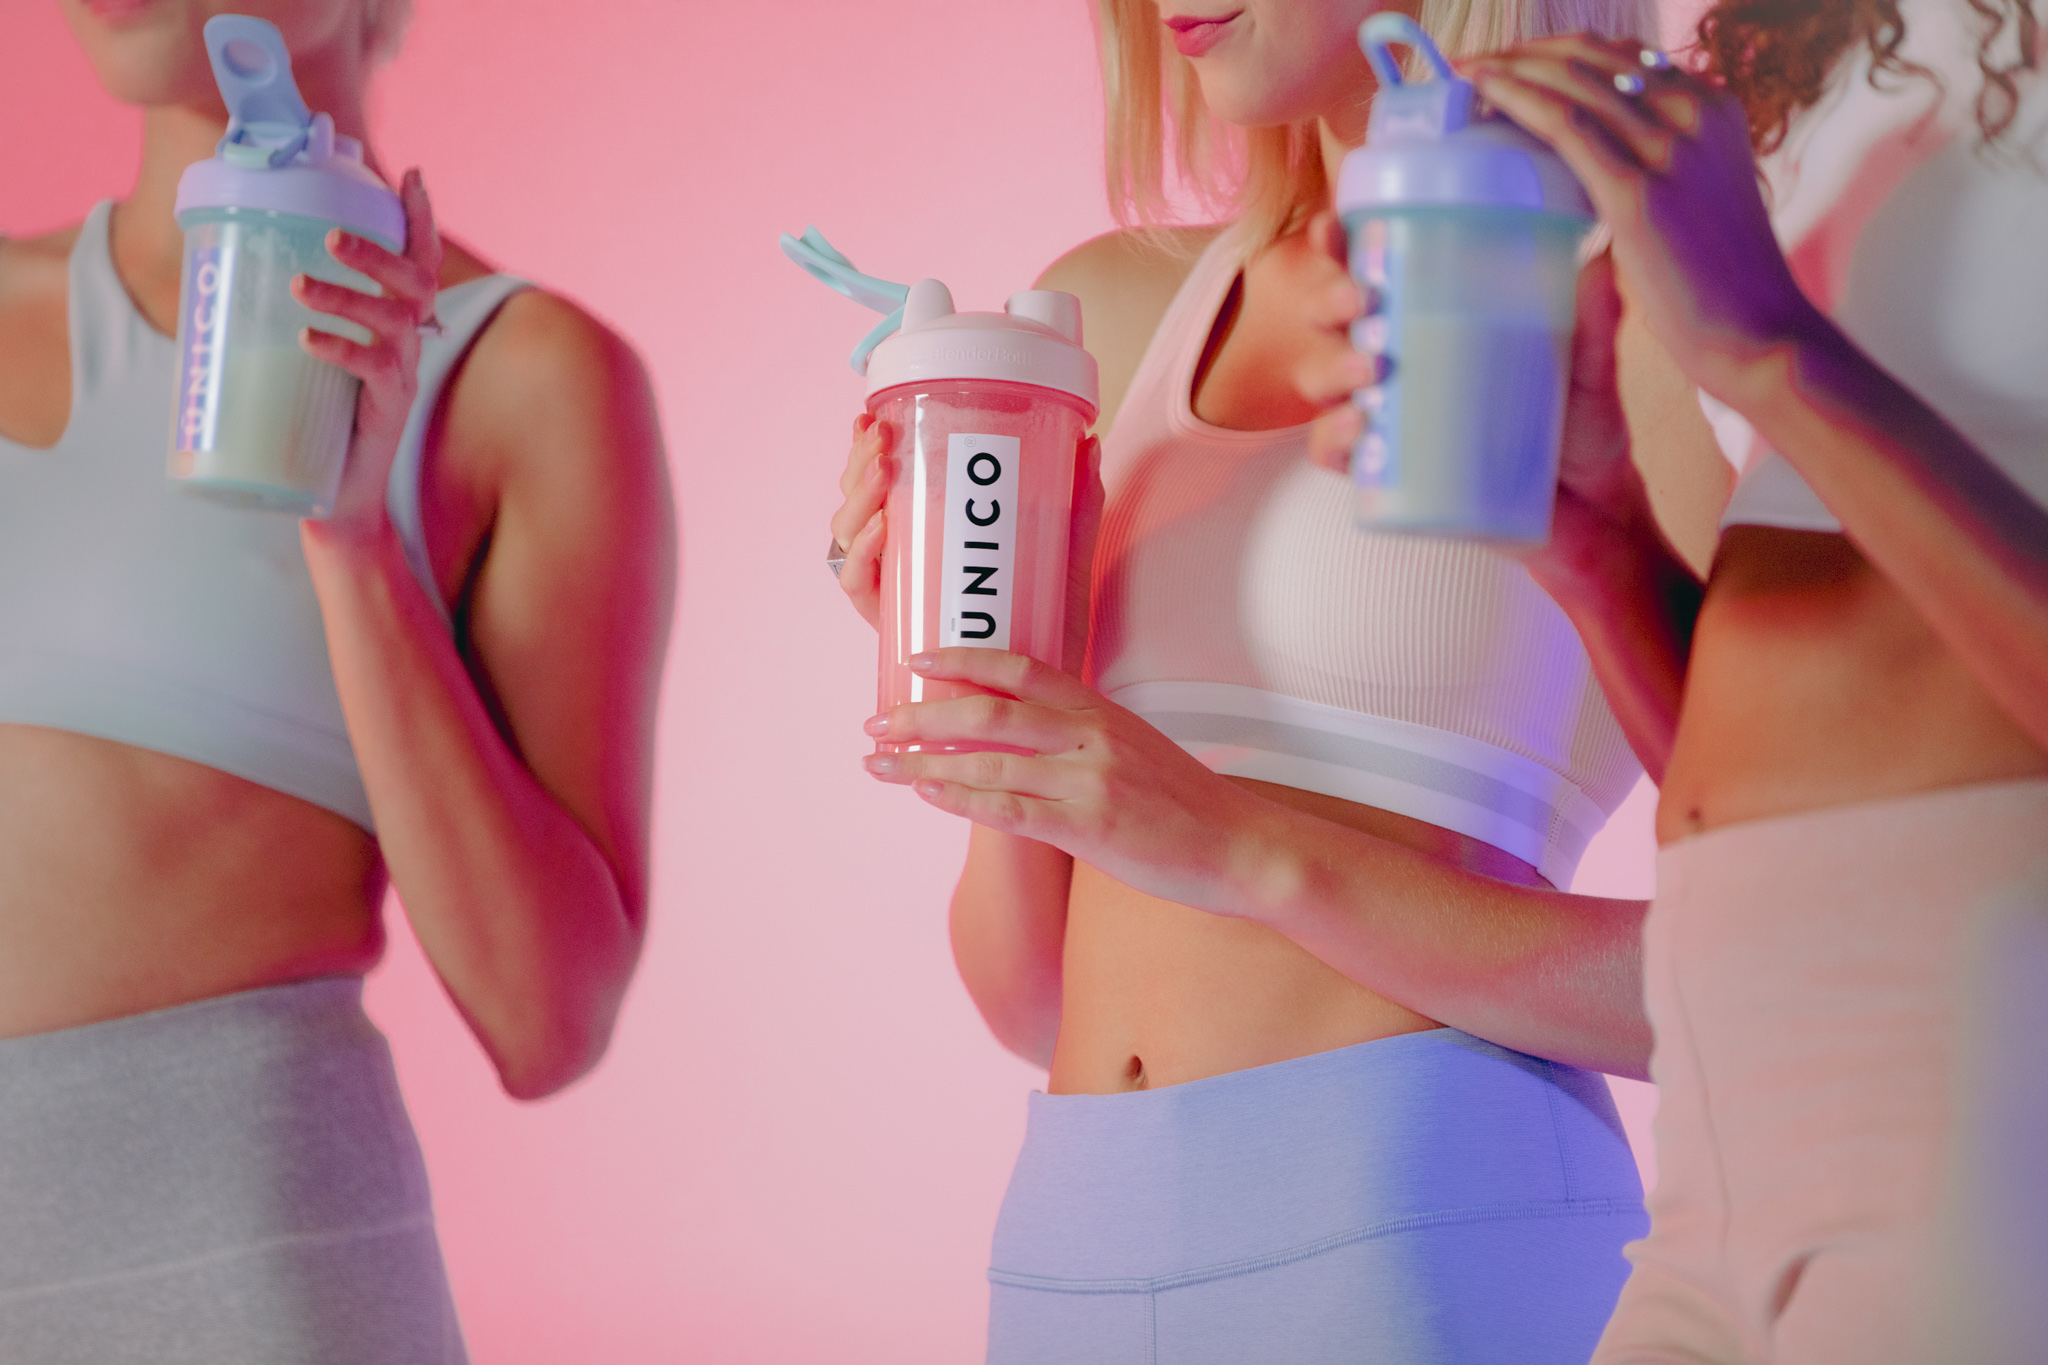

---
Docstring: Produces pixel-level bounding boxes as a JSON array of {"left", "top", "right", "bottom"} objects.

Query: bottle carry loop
[{"left": 778, "top": 227, "right": 911, "bottom": 376}]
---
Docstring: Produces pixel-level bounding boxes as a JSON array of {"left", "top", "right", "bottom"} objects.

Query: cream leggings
[{"left": 1594, "top": 780, "right": 2048, "bottom": 1364}]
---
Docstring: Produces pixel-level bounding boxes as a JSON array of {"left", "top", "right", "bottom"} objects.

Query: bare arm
[
  {"left": 297, "top": 175, "right": 675, "bottom": 1099},
  {"left": 867, "top": 651, "right": 1652, "bottom": 1077},
  {"left": 1473, "top": 36, "right": 2048, "bottom": 749}
]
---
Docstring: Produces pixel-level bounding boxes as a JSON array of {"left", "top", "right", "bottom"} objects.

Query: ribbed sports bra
[
  {"left": 1090, "top": 225, "right": 1641, "bottom": 888},
  {"left": 0, "top": 201, "right": 528, "bottom": 832}
]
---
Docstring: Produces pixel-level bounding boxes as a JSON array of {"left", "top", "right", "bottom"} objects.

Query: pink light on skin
[{"left": 1163, "top": 8, "right": 1244, "bottom": 58}]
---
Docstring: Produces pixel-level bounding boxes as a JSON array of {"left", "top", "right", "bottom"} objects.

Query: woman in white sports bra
[
  {"left": 0, "top": 1, "right": 672, "bottom": 1357},
  {"left": 825, "top": 1, "right": 1725, "bottom": 1360},
  {"left": 1302, "top": 1, "right": 2048, "bottom": 1358}
]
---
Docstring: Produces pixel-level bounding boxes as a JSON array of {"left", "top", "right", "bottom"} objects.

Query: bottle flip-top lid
[
  {"left": 174, "top": 14, "right": 405, "bottom": 248},
  {"left": 1335, "top": 13, "right": 1592, "bottom": 222},
  {"left": 780, "top": 227, "right": 1099, "bottom": 417}
]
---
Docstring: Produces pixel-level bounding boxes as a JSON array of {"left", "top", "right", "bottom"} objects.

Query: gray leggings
[{"left": 0, "top": 977, "right": 467, "bottom": 1365}]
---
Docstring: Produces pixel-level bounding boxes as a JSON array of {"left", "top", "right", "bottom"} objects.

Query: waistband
[
  {"left": 0, "top": 975, "right": 430, "bottom": 1299},
  {"left": 991, "top": 1028, "right": 1642, "bottom": 1286},
  {"left": 1656, "top": 778, "right": 2048, "bottom": 904}
]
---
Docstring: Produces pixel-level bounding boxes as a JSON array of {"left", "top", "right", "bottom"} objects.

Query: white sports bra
[
  {"left": 1090, "top": 226, "right": 1641, "bottom": 888},
  {"left": 1718, "top": 0, "right": 2048, "bottom": 530},
  {"left": 0, "top": 201, "right": 527, "bottom": 831}
]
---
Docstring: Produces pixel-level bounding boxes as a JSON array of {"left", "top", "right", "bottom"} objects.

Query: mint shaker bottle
[
  {"left": 1335, "top": 13, "right": 1595, "bottom": 545},
  {"left": 782, "top": 229, "right": 1099, "bottom": 754},
  {"left": 169, "top": 14, "right": 405, "bottom": 517}
]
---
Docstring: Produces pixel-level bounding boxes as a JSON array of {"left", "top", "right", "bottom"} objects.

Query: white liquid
[{"left": 172, "top": 344, "right": 357, "bottom": 515}]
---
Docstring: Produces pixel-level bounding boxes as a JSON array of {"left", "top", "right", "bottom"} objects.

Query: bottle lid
[
  {"left": 1335, "top": 13, "right": 1592, "bottom": 222},
  {"left": 780, "top": 227, "right": 1098, "bottom": 417},
  {"left": 865, "top": 282, "right": 1097, "bottom": 415},
  {"left": 173, "top": 14, "right": 405, "bottom": 248}
]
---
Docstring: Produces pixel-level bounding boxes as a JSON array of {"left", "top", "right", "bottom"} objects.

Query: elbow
[
  {"left": 494, "top": 1017, "right": 612, "bottom": 1102},
  {"left": 487, "top": 990, "right": 626, "bottom": 1102}
]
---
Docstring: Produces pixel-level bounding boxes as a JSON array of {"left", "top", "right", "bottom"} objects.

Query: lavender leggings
[{"left": 987, "top": 1028, "right": 1647, "bottom": 1364}]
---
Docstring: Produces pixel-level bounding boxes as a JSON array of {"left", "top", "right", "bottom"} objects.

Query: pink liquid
[{"left": 870, "top": 379, "right": 1090, "bottom": 754}]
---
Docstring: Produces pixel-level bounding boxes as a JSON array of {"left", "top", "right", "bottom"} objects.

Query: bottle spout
[
  {"left": 204, "top": 14, "right": 328, "bottom": 169},
  {"left": 1359, "top": 12, "right": 1473, "bottom": 143}
]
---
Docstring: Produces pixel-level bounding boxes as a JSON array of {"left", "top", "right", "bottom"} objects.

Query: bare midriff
[
  {"left": 1046, "top": 776, "right": 1550, "bottom": 1096},
  {"left": 0, "top": 724, "right": 384, "bottom": 1040},
  {"left": 1659, "top": 526, "right": 2048, "bottom": 845}
]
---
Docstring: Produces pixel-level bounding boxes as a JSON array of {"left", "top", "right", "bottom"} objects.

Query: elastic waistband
[
  {"left": 0, "top": 975, "right": 375, "bottom": 1085},
  {"left": 1657, "top": 778, "right": 2048, "bottom": 906},
  {"left": 993, "top": 1029, "right": 1640, "bottom": 1285}
]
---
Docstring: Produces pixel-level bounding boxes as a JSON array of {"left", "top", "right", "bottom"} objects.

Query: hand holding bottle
[{"left": 291, "top": 168, "right": 443, "bottom": 534}]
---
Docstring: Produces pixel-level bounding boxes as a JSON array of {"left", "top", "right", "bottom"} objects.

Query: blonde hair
[
  {"left": 1098, "top": 0, "right": 1657, "bottom": 244},
  {"left": 363, "top": 0, "right": 416, "bottom": 67}
]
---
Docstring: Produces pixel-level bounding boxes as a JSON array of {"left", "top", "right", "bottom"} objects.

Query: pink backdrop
[{"left": 0, "top": 1, "right": 1706, "bottom": 1357}]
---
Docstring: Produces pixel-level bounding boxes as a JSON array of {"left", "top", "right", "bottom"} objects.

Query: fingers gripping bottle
[
  {"left": 169, "top": 14, "right": 406, "bottom": 517},
  {"left": 782, "top": 229, "right": 1099, "bottom": 755},
  {"left": 1336, "top": 13, "right": 1596, "bottom": 544}
]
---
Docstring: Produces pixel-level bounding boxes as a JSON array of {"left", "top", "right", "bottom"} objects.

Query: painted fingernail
[
  {"left": 1640, "top": 48, "right": 1673, "bottom": 70},
  {"left": 907, "top": 653, "right": 937, "bottom": 672},
  {"left": 864, "top": 752, "right": 898, "bottom": 775},
  {"left": 863, "top": 713, "right": 890, "bottom": 736},
  {"left": 1614, "top": 72, "right": 1647, "bottom": 96}
]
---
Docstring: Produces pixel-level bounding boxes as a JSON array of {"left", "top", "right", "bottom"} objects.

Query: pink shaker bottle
[{"left": 865, "top": 281, "right": 1098, "bottom": 753}]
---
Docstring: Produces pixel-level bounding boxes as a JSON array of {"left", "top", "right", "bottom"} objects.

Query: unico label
[
  {"left": 172, "top": 244, "right": 233, "bottom": 461},
  {"left": 941, "top": 432, "right": 1019, "bottom": 650}
]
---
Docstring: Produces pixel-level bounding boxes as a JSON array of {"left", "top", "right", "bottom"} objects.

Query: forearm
[
  {"left": 1224, "top": 801, "right": 1651, "bottom": 1078},
  {"left": 949, "top": 825, "right": 1071, "bottom": 1068},
  {"left": 302, "top": 521, "right": 641, "bottom": 1099},
  {"left": 1727, "top": 316, "right": 2048, "bottom": 747},
  {"left": 1529, "top": 511, "right": 1701, "bottom": 782}
]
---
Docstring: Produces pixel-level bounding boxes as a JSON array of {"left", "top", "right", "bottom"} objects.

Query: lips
[
  {"left": 79, "top": 0, "right": 162, "bottom": 23},
  {"left": 1163, "top": 10, "right": 1243, "bottom": 58}
]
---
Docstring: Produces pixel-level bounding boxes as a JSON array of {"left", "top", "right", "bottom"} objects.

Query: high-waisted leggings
[
  {"left": 0, "top": 976, "right": 468, "bottom": 1364},
  {"left": 987, "top": 1026, "right": 1648, "bottom": 1364},
  {"left": 1593, "top": 780, "right": 2048, "bottom": 1365}
]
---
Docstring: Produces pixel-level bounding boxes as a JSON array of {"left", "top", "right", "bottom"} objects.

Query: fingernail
[
  {"left": 862, "top": 508, "right": 884, "bottom": 538},
  {"left": 863, "top": 713, "right": 890, "bottom": 736},
  {"left": 907, "top": 653, "right": 936, "bottom": 672},
  {"left": 864, "top": 753, "right": 899, "bottom": 775},
  {"left": 913, "top": 780, "right": 945, "bottom": 800}
]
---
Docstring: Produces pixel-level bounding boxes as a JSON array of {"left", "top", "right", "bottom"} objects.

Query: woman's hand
[
  {"left": 1463, "top": 35, "right": 1825, "bottom": 403},
  {"left": 290, "top": 168, "right": 443, "bottom": 532},
  {"left": 861, "top": 648, "right": 1272, "bottom": 912},
  {"left": 828, "top": 422, "right": 1103, "bottom": 676},
  {"left": 830, "top": 413, "right": 892, "bottom": 628},
  {"left": 1292, "top": 211, "right": 1700, "bottom": 774},
  {"left": 1293, "top": 210, "right": 1662, "bottom": 593}
]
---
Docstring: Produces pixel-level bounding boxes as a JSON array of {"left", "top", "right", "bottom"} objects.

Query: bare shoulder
[
  {"left": 1036, "top": 224, "right": 1226, "bottom": 431},
  {"left": 451, "top": 287, "right": 666, "bottom": 495},
  {"left": 0, "top": 227, "right": 83, "bottom": 446},
  {"left": 0, "top": 226, "right": 79, "bottom": 308}
]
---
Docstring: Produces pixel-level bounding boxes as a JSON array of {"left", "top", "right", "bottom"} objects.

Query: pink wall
[{"left": 1, "top": 1, "right": 1701, "bottom": 1357}]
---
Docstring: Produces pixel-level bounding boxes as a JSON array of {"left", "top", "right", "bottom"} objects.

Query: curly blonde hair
[{"left": 1097, "top": 0, "right": 1657, "bottom": 244}]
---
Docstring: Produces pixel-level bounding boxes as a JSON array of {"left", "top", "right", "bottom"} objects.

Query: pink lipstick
[{"left": 1164, "top": 10, "right": 1243, "bottom": 58}]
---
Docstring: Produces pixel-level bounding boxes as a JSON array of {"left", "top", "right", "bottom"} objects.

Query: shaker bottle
[
  {"left": 1335, "top": 13, "right": 1595, "bottom": 545},
  {"left": 782, "top": 229, "right": 1099, "bottom": 754},
  {"left": 169, "top": 14, "right": 406, "bottom": 517}
]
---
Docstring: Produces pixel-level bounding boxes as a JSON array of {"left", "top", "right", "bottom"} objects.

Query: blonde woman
[
  {"left": 0, "top": 1, "right": 672, "bottom": 1358},
  {"left": 826, "top": 0, "right": 1722, "bottom": 1359}
]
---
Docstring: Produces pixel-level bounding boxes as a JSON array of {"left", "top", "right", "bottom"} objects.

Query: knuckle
[{"left": 967, "top": 751, "right": 1010, "bottom": 788}]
